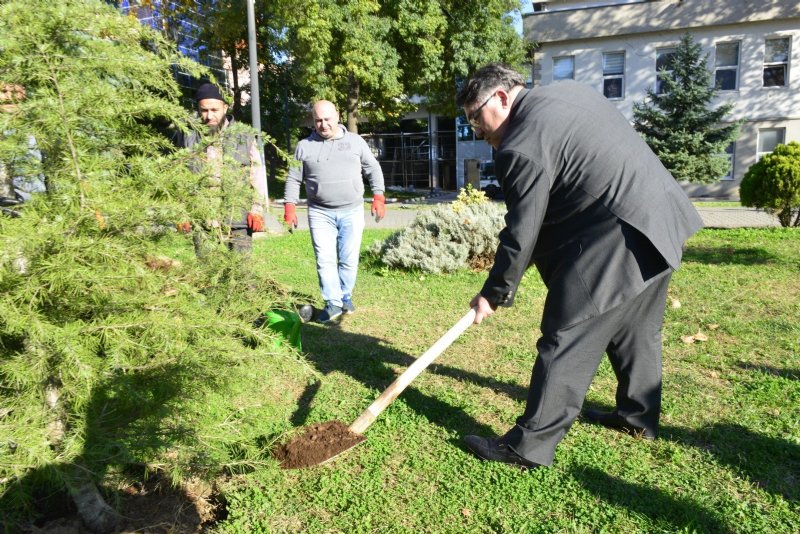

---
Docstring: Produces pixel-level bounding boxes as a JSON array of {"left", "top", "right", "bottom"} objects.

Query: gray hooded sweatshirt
[{"left": 284, "top": 124, "right": 384, "bottom": 210}]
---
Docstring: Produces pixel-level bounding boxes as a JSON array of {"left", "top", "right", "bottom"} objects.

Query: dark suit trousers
[{"left": 503, "top": 271, "right": 672, "bottom": 466}]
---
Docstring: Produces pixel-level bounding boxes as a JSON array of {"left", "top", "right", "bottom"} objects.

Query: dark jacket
[
  {"left": 172, "top": 116, "right": 268, "bottom": 222},
  {"left": 481, "top": 82, "right": 703, "bottom": 333}
]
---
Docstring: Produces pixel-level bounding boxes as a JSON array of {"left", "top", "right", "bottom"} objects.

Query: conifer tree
[
  {"left": 633, "top": 33, "right": 742, "bottom": 184},
  {"left": 0, "top": 1, "right": 299, "bottom": 530}
]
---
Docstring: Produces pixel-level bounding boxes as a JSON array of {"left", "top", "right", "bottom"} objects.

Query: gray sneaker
[
  {"left": 342, "top": 297, "right": 356, "bottom": 314},
  {"left": 317, "top": 302, "right": 343, "bottom": 323}
]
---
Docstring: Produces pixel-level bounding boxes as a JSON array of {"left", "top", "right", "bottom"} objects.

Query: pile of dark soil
[{"left": 272, "top": 420, "right": 366, "bottom": 469}]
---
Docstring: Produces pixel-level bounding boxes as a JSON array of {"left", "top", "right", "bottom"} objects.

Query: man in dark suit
[{"left": 456, "top": 63, "right": 703, "bottom": 469}]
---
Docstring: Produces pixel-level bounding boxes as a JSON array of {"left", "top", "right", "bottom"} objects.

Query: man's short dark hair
[{"left": 456, "top": 63, "right": 525, "bottom": 108}]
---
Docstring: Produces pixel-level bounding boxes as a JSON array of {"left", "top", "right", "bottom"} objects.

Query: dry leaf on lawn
[{"left": 694, "top": 331, "right": 709, "bottom": 342}]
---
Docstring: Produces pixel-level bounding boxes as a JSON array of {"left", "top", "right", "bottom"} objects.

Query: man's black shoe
[
  {"left": 463, "top": 435, "right": 541, "bottom": 469},
  {"left": 583, "top": 409, "right": 656, "bottom": 440}
]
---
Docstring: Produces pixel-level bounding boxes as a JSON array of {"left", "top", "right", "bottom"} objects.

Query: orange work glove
[
  {"left": 176, "top": 221, "right": 191, "bottom": 234},
  {"left": 247, "top": 212, "right": 264, "bottom": 232},
  {"left": 283, "top": 203, "right": 298, "bottom": 230},
  {"left": 371, "top": 194, "right": 386, "bottom": 222}
]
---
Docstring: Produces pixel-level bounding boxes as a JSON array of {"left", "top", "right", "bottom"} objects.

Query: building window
[
  {"left": 553, "top": 56, "right": 574, "bottom": 81},
  {"left": 757, "top": 128, "right": 785, "bottom": 161},
  {"left": 603, "top": 52, "right": 625, "bottom": 99},
  {"left": 763, "top": 37, "right": 790, "bottom": 87},
  {"left": 715, "top": 42, "right": 740, "bottom": 91},
  {"left": 456, "top": 115, "right": 475, "bottom": 142},
  {"left": 655, "top": 47, "right": 677, "bottom": 94},
  {"left": 720, "top": 142, "right": 735, "bottom": 180}
]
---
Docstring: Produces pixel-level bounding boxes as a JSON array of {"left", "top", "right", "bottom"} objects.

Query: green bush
[
  {"left": 371, "top": 189, "right": 506, "bottom": 273},
  {"left": 740, "top": 141, "right": 800, "bottom": 227}
]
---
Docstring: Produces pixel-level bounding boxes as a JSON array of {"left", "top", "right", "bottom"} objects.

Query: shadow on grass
[
  {"left": 682, "top": 245, "right": 778, "bottom": 265},
  {"left": 582, "top": 402, "right": 799, "bottom": 503},
  {"left": 289, "top": 379, "right": 321, "bottom": 427},
  {"left": 689, "top": 422, "right": 799, "bottom": 503},
  {"left": 735, "top": 362, "right": 799, "bottom": 381},
  {"left": 569, "top": 466, "right": 732, "bottom": 533},
  {"left": 289, "top": 321, "right": 526, "bottom": 438}
]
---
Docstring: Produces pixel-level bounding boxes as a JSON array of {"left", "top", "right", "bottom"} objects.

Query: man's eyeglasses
[{"left": 467, "top": 92, "right": 496, "bottom": 128}]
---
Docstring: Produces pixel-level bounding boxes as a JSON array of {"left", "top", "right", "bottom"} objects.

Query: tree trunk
[
  {"left": 69, "top": 476, "right": 122, "bottom": 534},
  {"left": 346, "top": 74, "right": 359, "bottom": 134},
  {"left": 45, "top": 379, "right": 121, "bottom": 533}
]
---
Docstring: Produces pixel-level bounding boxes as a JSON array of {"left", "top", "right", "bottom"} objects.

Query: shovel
[{"left": 274, "top": 307, "right": 477, "bottom": 469}]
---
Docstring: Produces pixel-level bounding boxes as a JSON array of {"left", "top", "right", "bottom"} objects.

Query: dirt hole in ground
[
  {"left": 272, "top": 420, "right": 366, "bottom": 469},
  {"left": 30, "top": 472, "right": 225, "bottom": 533}
]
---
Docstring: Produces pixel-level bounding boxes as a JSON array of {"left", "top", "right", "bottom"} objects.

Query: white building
[{"left": 522, "top": 0, "right": 800, "bottom": 197}]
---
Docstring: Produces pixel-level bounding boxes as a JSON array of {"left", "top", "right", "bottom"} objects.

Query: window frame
[
  {"left": 602, "top": 51, "right": 625, "bottom": 99},
  {"left": 714, "top": 41, "right": 740, "bottom": 91},
  {"left": 720, "top": 142, "right": 735, "bottom": 181},
  {"left": 553, "top": 55, "right": 575, "bottom": 82},
  {"left": 456, "top": 114, "right": 477, "bottom": 142},
  {"left": 655, "top": 46, "right": 677, "bottom": 94},
  {"left": 756, "top": 127, "right": 785, "bottom": 161},
  {"left": 763, "top": 37, "right": 790, "bottom": 88}
]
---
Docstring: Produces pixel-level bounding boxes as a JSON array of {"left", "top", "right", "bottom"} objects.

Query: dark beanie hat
[{"left": 195, "top": 82, "right": 224, "bottom": 102}]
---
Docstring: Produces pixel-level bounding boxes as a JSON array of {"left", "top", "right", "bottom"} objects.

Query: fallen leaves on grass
[{"left": 681, "top": 331, "right": 709, "bottom": 344}]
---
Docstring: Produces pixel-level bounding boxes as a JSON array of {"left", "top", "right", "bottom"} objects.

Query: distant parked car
[{"left": 479, "top": 160, "right": 502, "bottom": 200}]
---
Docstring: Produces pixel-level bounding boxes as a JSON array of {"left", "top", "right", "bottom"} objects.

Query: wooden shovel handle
[{"left": 348, "top": 307, "right": 477, "bottom": 434}]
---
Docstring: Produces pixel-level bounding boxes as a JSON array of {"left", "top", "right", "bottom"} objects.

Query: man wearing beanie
[
  {"left": 174, "top": 81, "right": 268, "bottom": 254},
  {"left": 283, "top": 100, "right": 385, "bottom": 323}
]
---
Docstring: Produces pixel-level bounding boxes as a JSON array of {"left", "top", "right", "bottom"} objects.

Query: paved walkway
[
  {"left": 692, "top": 206, "right": 781, "bottom": 228},
  {"left": 263, "top": 195, "right": 782, "bottom": 233}
]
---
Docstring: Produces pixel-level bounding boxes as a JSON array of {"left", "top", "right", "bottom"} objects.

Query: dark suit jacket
[{"left": 481, "top": 82, "right": 703, "bottom": 333}]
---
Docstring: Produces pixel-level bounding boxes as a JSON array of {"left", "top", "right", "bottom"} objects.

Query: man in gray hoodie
[{"left": 283, "top": 100, "right": 385, "bottom": 323}]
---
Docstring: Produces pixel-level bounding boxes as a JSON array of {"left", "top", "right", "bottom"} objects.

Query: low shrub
[
  {"left": 371, "top": 187, "right": 506, "bottom": 273},
  {"left": 740, "top": 141, "right": 800, "bottom": 227}
]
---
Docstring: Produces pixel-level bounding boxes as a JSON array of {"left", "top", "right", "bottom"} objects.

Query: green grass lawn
[{"left": 215, "top": 227, "right": 799, "bottom": 533}]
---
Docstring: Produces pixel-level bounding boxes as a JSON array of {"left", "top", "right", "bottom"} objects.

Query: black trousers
[{"left": 503, "top": 271, "right": 672, "bottom": 466}]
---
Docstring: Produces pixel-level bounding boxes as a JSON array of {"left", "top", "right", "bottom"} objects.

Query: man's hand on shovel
[{"left": 470, "top": 294, "right": 496, "bottom": 324}]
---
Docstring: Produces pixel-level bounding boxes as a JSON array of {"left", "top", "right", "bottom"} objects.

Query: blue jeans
[{"left": 308, "top": 205, "right": 365, "bottom": 307}]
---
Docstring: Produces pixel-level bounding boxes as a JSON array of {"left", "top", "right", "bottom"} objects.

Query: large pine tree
[
  {"left": 633, "top": 33, "right": 741, "bottom": 184},
  {"left": 0, "top": 1, "right": 302, "bottom": 530}
]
